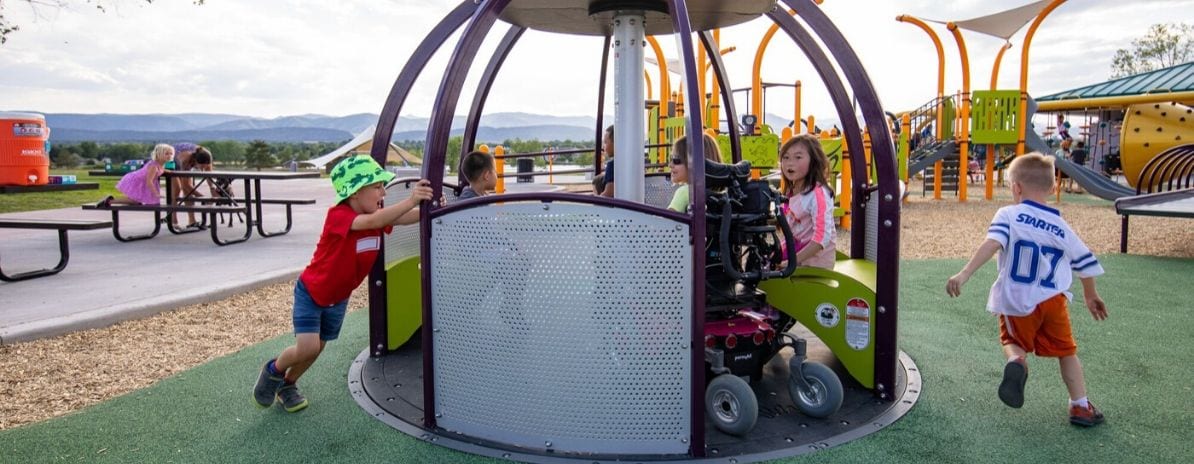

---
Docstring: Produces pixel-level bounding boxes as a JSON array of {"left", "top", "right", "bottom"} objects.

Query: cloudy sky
[{"left": 0, "top": 0, "right": 1189, "bottom": 122}]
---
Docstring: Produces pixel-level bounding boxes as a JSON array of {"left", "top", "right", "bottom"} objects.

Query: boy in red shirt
[{"left": 253, "top": 155, "right": 432, "bottom": 412}]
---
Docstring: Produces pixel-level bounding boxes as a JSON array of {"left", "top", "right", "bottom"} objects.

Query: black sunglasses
[{"left": 671, "top": 157, "right": 685, "bottom": 165}]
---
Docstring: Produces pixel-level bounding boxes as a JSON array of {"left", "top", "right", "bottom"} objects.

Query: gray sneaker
[
  {"left": 277, "top": 383, "right": 309, "bottom": 413},
  {"left": 253, "top": 361, "right": 285, "bottom": 408}
]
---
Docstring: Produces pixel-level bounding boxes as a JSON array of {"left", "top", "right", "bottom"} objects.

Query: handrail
[
  {"left": 430, "top": 191, "right": 693, "bottom": 225},
  {"left": 495, "top": 144, "right": 673, "bottom": 160}
]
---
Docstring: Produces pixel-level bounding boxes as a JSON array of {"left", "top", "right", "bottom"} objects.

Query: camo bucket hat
[{"left": 331, "top": 155, "right": 396, "bottom": 203}]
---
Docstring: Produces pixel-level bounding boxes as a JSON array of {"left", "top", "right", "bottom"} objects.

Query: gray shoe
[
  {"left": 277, "top": 383, "right": 309, "bottom": 413},
  {"left": 253, "top": 361, "right": 285, "bottom": 408}
]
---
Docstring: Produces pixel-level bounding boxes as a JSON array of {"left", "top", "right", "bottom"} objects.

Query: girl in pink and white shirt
[{"left": 779, "top": 134, "right": 836, "bottom": 270}]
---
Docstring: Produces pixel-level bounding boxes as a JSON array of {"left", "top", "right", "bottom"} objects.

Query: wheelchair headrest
[{"left": 704, "top": 159, "right": 752, "bottom": 190}]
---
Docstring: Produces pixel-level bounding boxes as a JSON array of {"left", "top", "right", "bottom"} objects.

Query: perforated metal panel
[
  {"left": 431, "top": 202, "right": 693, "bottom": 455},
  {"left": 644, "top": 175, "right": 679, "bottom": 210},
  {"left": 865, "top": 191, "right": 879, "bottom": 263},
  {"left": 384, "top": 182, "right": 461, "bottom": 264}
]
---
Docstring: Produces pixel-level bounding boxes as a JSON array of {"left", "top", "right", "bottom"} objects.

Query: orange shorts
[{"left": 998, "top": 293, "right": 1077, "bottom": 357}]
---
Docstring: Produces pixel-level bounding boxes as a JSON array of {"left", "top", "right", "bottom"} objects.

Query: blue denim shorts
[{"left": 293, "top": 280, "right": 348, "bottom": 341}]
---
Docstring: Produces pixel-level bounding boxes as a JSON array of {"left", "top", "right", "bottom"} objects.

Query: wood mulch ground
[{"left": 2, "top": 179, "right": 1190, "bottom": 430}]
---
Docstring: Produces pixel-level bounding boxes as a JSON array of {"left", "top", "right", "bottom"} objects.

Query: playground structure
[
  {"left": 894, "top": 1, "right": 1193, "bottom": 204},
  {"left": 351, "top": 0, "right": 915, "bottom": 461}
]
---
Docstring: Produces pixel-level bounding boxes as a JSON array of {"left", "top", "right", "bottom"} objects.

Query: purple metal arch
[
  {"left": 699, "top": 30, "right": 742, "bottom": 162},
  {"left": 781, "top": 0, "right": 901, "bottom": 400},
  {"left": 664, "top": 0, "right": 707, "bottom": 456},
  {"left": 419, "top": 0, "right": 513, "bottom": 430},
  {"left": 764, "top": 11, "right": 867, "bottom": 258},
  {"left": 367, "top": 0, "right": 478, "bottom": 358},
  {"left": 460, "top": 25, "right": 527, "bottom": 184},
  {"left": 595, "top": 36, "right": 611, "bottom": 176}
]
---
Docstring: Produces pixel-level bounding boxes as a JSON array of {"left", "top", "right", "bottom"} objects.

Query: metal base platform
[{"left": 349, "top": 327, "right": 920, "bottom": 463}]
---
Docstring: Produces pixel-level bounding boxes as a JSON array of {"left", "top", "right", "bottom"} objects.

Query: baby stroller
[
  {"left": 210, "top": 177, "right": 244, "bottom": 227},
  {"left": 699, "top": 159, "right": 844, "bottom": 435}
]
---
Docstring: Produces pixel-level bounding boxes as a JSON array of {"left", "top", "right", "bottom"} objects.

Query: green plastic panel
[
  {"left": 716, "top": 128, "right": 778, "bottom": 167},
  {"left": 897, "top": 128, "right": 909, "bottom": 181},
  {"left": 821, "top": 138, "right": 843, "bottom": 175},
  {"left": 758, "top": 258, "right": 878, "bottom": 388},
  {"left": 385, "top": 256, "right": 423, "bottom": 350},
  {"left": 941, "top": 97, "right": 956, "bottom": 140},
  {"left": 971, "top": 90, "right": 1021, "bottom": 145},
  {"left": 820, "top": 138, "right": 845, "bottom": 217}
]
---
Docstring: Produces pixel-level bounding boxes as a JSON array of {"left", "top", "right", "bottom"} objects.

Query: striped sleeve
[
  {"left": 1068, "top": 234, "right": 1105, "bottom": 278},
  {"left": 986, "top": 208, "right": 1011, "bottom": 248},
  {"left": 811, "top": 185, "right": 834, "bottom": 248}
]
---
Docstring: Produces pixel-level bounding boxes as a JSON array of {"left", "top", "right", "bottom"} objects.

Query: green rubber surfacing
[{"left": 2, "top": 254, "right": 1191, "bottom": 463}]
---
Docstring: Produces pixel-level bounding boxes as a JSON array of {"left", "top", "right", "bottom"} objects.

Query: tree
[
  {"left": 53, "top": 150, "right": 83, "bottom": 168},
  {"left": 78, "top": 141, "right": 99, "bottom": 159},
  {"left": 1, "top": 1, "right": 204, "bottom": 44},
  {"left": 1111, "top": 23, "right": 1194, "bottom": 78},
  {"left": 243, "top": 140, "right": 275, "bottom": 171},
  {"left": 445, "top": 136, "right": 464, "bottom": 174},
  {"left": 200, "top": 140, "right": 245, "bottom": 165}
]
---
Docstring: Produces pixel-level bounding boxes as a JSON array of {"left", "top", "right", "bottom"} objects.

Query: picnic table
[
  {"left": 84, "top": 170, "right": 319, "bottom": 246},
  {"left": 0, "top": 218, "right": 112, "bottom": 281}
]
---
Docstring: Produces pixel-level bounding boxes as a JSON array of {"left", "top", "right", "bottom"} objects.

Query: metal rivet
[
  {"left": 681, "top": 438, "right": 688, "bottom": 443},
  {"left": 375, "top": 344, "right": 383, "bottom": 350},
  {"left": 545, "top": 441, "right": 552, "bottom": 447},
  {"left": 879, "top": 306, "right": 886, "bottom": 314},
  {"left": 435, "top": 413, "right": 442, "bottom": 418},
  {"left": 884, "top": 194, "right": 893, "bottom": 201},
  {"left": 434, "top": 218, "right": 442, "bottom": 224},
  {"left": 884, "top": 220, "right": 893, "bottom": 227},
  {"left": 543, "top": 204, "right": 550, "bottom": 210},
  {"left": 877, "top": 383, "right": 886, "bottom": 391},
  {"left": 374, "top": 280, "right": 382, "bottom": 287}
]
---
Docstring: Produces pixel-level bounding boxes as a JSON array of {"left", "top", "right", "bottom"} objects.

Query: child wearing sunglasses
[{"left": 667, "top": 133, "right": 721, "bottom": 213}]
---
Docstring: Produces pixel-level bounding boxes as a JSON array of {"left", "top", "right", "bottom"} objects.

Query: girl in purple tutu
[{"left": 97, "top": 144, "right": 175, "bottom": 206}]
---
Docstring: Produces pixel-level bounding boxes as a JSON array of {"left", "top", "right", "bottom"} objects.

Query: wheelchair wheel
[
  {"left": 706, "top": 374, "right": 758, "bottom": 436},
  {"left": 788, "top": 361, "right": 844, "bottom": 418}
]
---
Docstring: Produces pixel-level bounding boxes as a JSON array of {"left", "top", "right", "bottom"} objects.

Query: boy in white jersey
[{"left": 946, "top": 152, "right": 1109, "bottom": 427}]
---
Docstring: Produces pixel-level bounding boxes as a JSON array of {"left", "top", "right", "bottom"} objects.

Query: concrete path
[
  {"left": 0, "top": 177, "right": 574, "bottom": 344},
  {"left": 0, "top": 178, "right": 334, "bottom": 344}
]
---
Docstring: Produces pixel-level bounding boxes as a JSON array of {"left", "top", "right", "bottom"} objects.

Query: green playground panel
[
  {"left": 971, "top": 90, "right": 1020, "bottom": 145},
  {"left": 759, "top": 258, "right": 878, "bottom": 389},
  {"left": 941, "top": 97, "right": 956, "bottom": 140},
  {"left": 820, "top": 138, "right": 847, "bottom": 218},
  {"left": 897, "top": 129, "right": 909, "bottom": 181},
  {"left": 715, "top": 128, "right": 779, "bottom": 167},
  {"left": 385, "top": 256, "right": 422, "bottom": 350}
]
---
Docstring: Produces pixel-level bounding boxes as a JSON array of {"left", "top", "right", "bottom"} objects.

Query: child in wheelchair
[{"left": 667, "top": 134, "right": 843, "bottom": 436}]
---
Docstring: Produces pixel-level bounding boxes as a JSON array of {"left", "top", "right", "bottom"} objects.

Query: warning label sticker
[
  {"left": 845, "top": 297, "right": 870, "bottom": 350},
  {"left": 815, "top": 303, "right": 840, "bottom": 328}
]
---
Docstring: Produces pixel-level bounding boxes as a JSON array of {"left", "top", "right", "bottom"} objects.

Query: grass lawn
[
  {"left": 0, "top": 169, "right": 120, "bottom": 214},
  {"left": 1, "top": 255, "right": 1190, "bottom": 463}
]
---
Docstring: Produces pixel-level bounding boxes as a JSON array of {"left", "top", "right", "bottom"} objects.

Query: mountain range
[{"left": 38, "top": 111, "right": 803, "bottom": 144}]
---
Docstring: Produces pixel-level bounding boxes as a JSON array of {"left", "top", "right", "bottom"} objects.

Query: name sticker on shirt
[{"left": 356, "top": 236, "right": 380, "bottom": 253}]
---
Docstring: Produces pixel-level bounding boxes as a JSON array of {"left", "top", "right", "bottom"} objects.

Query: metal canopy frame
[{"left": 364, "top": 0, "right": 903, "bottom": 457}]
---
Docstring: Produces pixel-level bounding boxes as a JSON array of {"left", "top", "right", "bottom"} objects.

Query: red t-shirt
[{"left": 299, "top": 204, "right": 393, "bottom": 306}]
